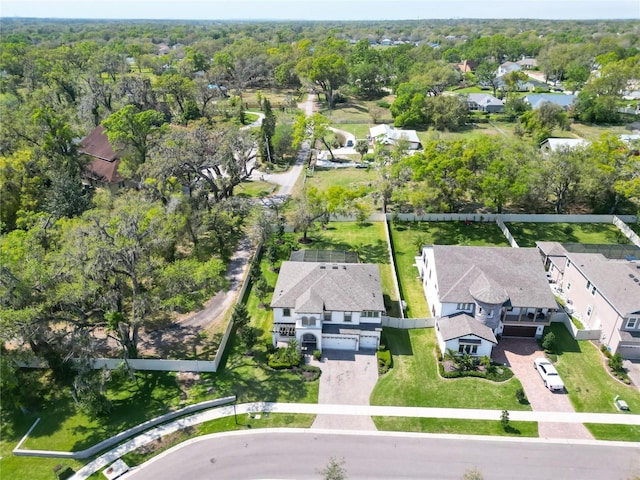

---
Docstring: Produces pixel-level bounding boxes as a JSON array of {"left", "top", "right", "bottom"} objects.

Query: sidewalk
[{"left": 66, "top": 402, "right": 640, "bottom": 479}]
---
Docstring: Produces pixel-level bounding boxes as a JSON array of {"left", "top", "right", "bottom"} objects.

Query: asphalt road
[{"left": 123, "top": 430, "right": 640, "bottom": 480}]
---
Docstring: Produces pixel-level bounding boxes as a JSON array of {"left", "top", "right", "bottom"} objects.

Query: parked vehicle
[{"left": 534, "top": 357, "right": 565, "bottom": 392}]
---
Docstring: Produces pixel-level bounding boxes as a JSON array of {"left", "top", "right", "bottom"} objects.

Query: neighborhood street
[{"left": 122, "top": 430, "right": 640, "bottom": 480}]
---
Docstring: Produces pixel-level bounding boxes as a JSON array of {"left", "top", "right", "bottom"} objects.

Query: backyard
[
  {"left": 507, "top": 222, "right": 630, "bottom": 247},
  {"left": 390, "top": 220, "right": 510, "bottom": 318}
]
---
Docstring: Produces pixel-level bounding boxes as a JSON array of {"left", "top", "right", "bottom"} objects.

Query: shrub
[
  {"left": 501, "top": 410, "right": 510, "bottom": 430},
  {"left": 516, "top": 388, "right": 528, "bottom": 404},
  {"left": 608, "top": 353, "right": 624, "bottom": 373},
  {"left": 377, "top": 349, "right": 392, "bottom": 374},
  {"left": 542, "top": 332, "right": 556, "bottom": 352},
  {"left": 313, "top": 349, "right": 322, "bottom": 361},
  {"left": 376, "top": 100, "right": 391, "bottom": 108},
  {"left": 299, "top": 364, "right": 321, "bottom": 382}
]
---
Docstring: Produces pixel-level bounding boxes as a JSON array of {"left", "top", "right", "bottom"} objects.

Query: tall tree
[
  {"left": 259, "top": 98, "right": 276, "bottom": 166},
  {"left": 297, "top": 53, "right": 348, "bottom": 109}
]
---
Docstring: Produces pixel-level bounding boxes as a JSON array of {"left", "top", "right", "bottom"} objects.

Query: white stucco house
[
  {"left": 436, "top": 314, "right": 497, "bottom": 358},
  {"left": 270, "top": 261, "right": 385, "bottom": 351},
  {"left": 416, "top": 245, "right": 558, "bottom": 357}
]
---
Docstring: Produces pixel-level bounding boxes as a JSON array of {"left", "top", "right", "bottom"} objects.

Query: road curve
[{"left": 123, "top": 429, "right": 640, "bottom": 480}]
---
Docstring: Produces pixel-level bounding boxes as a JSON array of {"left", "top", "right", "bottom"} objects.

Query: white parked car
[{"left": 533, "top": 357, "right": 565, "bottom": 392}]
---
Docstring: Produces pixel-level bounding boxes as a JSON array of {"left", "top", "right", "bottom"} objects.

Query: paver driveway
[
  {"left": 493, "top": 338, "right": 593, "bottom": 439},
  {"left": 309, "top": 349, "right": 378, "bottom": 431}
]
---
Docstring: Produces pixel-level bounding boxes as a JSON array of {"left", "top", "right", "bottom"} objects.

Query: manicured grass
[
  {"left": 234, "top": 179, "right": 277, "bottom": 198},
  {"left": 371, "top": 328, "right": 530, "bottom": 411},
  {"left": 304, "top": 167, "right": 378, "bottom": 193},
  {"left": 241, "top": 88, "right": 303, "bottom": 110},
  {"left": 331, "top": 123, "right": 371, "bottom": 139},
  {"left": 584, "top": 423, "right": 640, "bottom": 442},
  {"left": 507, "top": 222, "right": 630, "bottom": 247},
  {"left": 120, "top": 413, "right": 315, "bottom": 469},
  {"left": 373, "top": 417, "right": 538, "bottom": 437},
  {"left": 389, "top": 221, "right": 509, "bottom": 318},
  {"left": 544, "top": 323, "right": 640, "bottom": 413},
  {"left": 321, "top": 96, "right": 394, "bottom": 124}
]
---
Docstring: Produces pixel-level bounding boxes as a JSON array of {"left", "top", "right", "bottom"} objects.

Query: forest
[{"left": 1, "top": 17, "right": 640, "bottom": 417}]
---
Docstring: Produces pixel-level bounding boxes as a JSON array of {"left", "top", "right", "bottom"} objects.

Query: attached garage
[
  {"left": 502, "top": 325, "right": 538, "bottom": 338},
  {"left": 359, "top": 334, "right": 380, "bottom": 350},
  {"left": 322, "top": 335, "right": 357, "bottom": 350},
  {"left": 617, "top": 345, "right": 640, "bottom": 360}
]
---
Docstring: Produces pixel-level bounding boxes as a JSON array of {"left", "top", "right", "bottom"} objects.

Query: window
[
  {"left": 456, "top": 303, "right": 471, "bottom": 311},
  {"left": 301, "top": 317, "right": 316, "bottom": 326},
  {"left": 586, "top": 306, "right": 592, "bottom": 317},
  {"left": 566, "top": 259, "right": 571, "bottom": 268},
  {"left": 283, "top": 308, "right": 291, "bottom": 317},
  {"left": 591, "top": 285, "right": 596, "bottom": 296},
  {"left": 323, "top": 312, "right": 332, "bottom": 322},
  {"left": 586, "top": 280, "right": 591, "bottom": 290},
  {"left": 458, "top": 343, "right": 479, "bottom": 354},
  {"left": 362, "top": 311, "right": 379, "bottom": 318},
  {"left": 566, "top": 282, "right": 572, "bottom": 291},
  {"left": 428, "top": 270, "right": 432, "bottom": 279},
  {"left": 478, "top": 307, "right": 484, "bottom": 314},
  {"left": 626, "top": 318, "right": 638, "bottom": 329},
  {"left": 487, "top": 310, "right": 494, "bottom": 318},
  {"left": 278, "top": 325, "right": 295, "bottom": 337},
  {"left": 549, "top": 264, "right": 554, "bottom": 272},
  {"left": 344, "top": 312, "right": 352, "bottom": 322}
]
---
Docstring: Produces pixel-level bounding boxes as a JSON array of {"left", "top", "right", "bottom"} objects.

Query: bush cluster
[
  {"left": 439, "top": 362, "right": 514, "bottom": 382},
  {"left": 377, "top": 347, "right": 392, "bottom": 375}
]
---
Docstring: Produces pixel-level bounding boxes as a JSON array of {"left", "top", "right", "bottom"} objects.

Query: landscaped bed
[{"left": 507, "top": 222, "right": 630, "bottom": 247}]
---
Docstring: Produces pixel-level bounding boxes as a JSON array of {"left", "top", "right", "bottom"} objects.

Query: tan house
[{"left": 538, "top": 242, "right": 640, "bottom": 359}]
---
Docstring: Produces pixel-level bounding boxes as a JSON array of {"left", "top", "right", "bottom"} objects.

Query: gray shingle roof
[
  {"left": 567, "top": 253, "right": 640, "bottom": 317},
  {"left": 433, "top": 245, "right": 557, "bottom": 309},
  {"left": 270, "top": 262, "right": 385, "bottom": 313},
  {"left": 437, "top": 314, "right": 497, "bottom": 343}
]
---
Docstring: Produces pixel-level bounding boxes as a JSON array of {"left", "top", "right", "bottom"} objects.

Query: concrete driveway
[
  {"left": 309, "top": 349, "right": 378, "bottom": 431},
  {"left": 493, "top": 338, "right": 593, "bottom": 439}
]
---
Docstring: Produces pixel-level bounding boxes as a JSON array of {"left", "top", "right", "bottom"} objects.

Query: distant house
[
  {"left": 157, "top": 43, "right": 171, "bottom": 56},
  {"left": 540, "top": 137, "right": 590, "bottom": 153},
  {"left": 416, "top": 245, "right": 557, "bottom": 356},
  {"left": 497, "top": 61, "right": 522, "bottom": 77},
  {"left": 536, "top": 242, "right": 640, "bottom": 360},
  {"left": 380, "top": 38, "right": 393, "bottom": 46},
  {"left": 369, "top": 124, "right": 422, "bottom": 150},
  {"left": 524, "top": 93, "right": 576, "bottom": 110},
  {"left": 517, "top": 58, "right": 538, "bottom": 70},
  {"left": 455, "top": 60, "right": 477, "bottom": 74},
  {"left": 79, "top": 125, "right": 129, "bottom": 192},
  {"left": 270, "top": 260, "right": 385, "bottom": 351},
  {"left": 465, "top": 93, "right": 504, "bottom": 113}
]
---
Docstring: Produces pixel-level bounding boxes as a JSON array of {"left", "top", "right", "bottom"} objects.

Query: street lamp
[{"left": 233, "top": 392, "right": 238, "bottom": 425}]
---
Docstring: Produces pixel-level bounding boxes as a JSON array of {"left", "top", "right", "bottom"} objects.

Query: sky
[{"left": 1, "top": 0, "right": 639, "bottom": 21}]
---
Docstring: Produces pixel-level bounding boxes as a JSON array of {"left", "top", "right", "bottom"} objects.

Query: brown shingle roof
[
  {"left": 437, "top": 314, "right": 498, "bottom": 343},
  {"left": 80, "top": 125, "right": 124, "bottom": 184}
]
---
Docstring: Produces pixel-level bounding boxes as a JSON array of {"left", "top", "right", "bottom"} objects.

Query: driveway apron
[
  {"left": 493, "top": 338, "right": 593, "bottom": 440},
  {"left": 309, "top": 349, "right": 378, "bottom": 431}
]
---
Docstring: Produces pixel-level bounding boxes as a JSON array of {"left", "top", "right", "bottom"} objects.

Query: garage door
[
  {"left": 360, "top": 335, "right": 379, "bottom": 350},
  {"left": 322, "top": 335, "right": 357, "bottom": 350},
  {"left": 502, "top": 325, "right": 537, "bottom": 337},
  {"left": 618, "top": 346, "right": 640, "bottom": 360}
]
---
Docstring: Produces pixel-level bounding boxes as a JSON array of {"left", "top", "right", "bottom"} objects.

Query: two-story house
[
  {"left": 416, "top": 245, "right": 557, "bottom": 357},
  {"left": 270, "top": 261, "right": 385, "bottom": 352},
  {"left": 541, "top": 245, "right": 640, "bottom": 359},
  {"left": 79, "top": 125, "right": 129, "bottom": 192}
]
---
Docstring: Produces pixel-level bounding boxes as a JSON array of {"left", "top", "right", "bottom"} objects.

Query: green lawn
[
  {"left": 389, "top": 221, "right": 509, "bottom": 318},
  {"left": 331, "top": 123, "right": 371, "bottom": 140},
  {"left": 321, "top": 96, "right": 394, "bottom": 125},
  {"left": 568, "top": 122, "right": 631, "bottom": 141},
  {"left": 371, "top": 328, "right": 530, "bottom": 411},
  {"left": 507, "top": 222, "right": 630, "bottom": 247},
  {"left": 583, "top": 423, "right": 640, "bottom": 442},
  {"left": 304, "top": 167, "right": 378, "bottom": 193},
  {"left": 545, "top": 323, "right": 640, "bottom": 413},
  {"left": 235, "top": 179, "right": 277, "bottom": 198},
  {"left": 119, "top": 413, "right": 315, "bottom": 471},
  {"left": 373, "top": 417, "right": 538, "bottom": 437}
]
